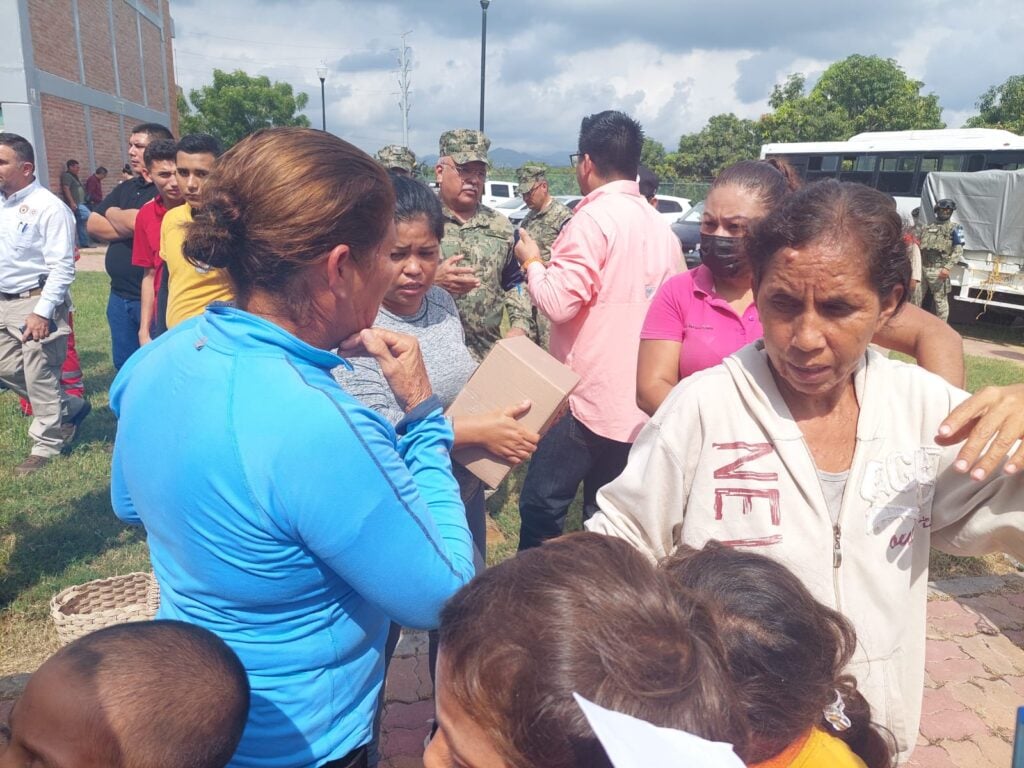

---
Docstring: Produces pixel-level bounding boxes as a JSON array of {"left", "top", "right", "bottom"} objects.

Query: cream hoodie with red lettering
[{"left": 587, "top": 342, "right": 1024, "bottom": 757}]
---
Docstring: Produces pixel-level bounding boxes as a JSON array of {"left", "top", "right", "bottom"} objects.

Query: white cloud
[{"left": 170, "top": 0, "right": 1024, "bottom": 157}]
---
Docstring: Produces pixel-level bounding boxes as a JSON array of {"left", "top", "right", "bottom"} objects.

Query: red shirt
[{"left": 131, "top": 196, "right": 177, "bottom": 294}]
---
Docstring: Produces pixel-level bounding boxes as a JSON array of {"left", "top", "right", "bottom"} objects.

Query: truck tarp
[{"left": 922, "top": 170, "right": 1024, "bottom": 257}]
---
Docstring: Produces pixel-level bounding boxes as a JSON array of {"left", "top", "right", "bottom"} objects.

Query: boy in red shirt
[{"left": 132, "top": 139, "right": 184, "bottom": 345}]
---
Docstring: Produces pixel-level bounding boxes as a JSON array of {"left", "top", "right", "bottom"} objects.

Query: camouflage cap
[
  {"left": 439, "top": 129, "right": 490, "bottom": 166},
  {"left": 376, "top": 144, "right": 417, "bottom": 173},
  {"left": 516, "top": 164, "right": 547, "bottom": 195}
]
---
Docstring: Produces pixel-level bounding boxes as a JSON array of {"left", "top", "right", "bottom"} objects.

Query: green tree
[
  {"left": 759, "top": 55, "right": 944, "bottom": 143},
  {"left": 768, "top": 73, "right": 805, "bottom": 110},
  {"left": 672, "top": 113, "right": 762, "bottom": 179},
  {"left": 178, "top": 69, "right": 310, "bottom": 147},
  {"left": 965, "top": 75, "right": 1024, "bottom": 134}
]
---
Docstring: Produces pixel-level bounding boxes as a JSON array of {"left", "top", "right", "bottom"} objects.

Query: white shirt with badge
[{"left": 0, "top": 178, "right": 76, "bottom": 319}]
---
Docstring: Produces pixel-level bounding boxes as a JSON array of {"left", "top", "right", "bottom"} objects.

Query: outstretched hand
[
  {"left": 480, "top": 400, "right": 540, "bottom": 464},
  {"left": 937, "top": 384, "right": 1024, "bottom": 480},
  {"left": 340, "top": 328, "right": 433, "bottom": 413}
]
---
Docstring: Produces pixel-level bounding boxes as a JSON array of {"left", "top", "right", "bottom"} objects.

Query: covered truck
[{"left": 922, "top": 169, "right": 1024, "bottom": 318}]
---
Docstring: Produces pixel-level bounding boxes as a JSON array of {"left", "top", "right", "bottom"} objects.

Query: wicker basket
[{"left": 49, "top": 572, "right": 161, "bottom": 646}]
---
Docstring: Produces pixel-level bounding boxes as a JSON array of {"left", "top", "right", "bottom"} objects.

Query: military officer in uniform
[
  {"left": 917, "top": 198, "right": 963, "bottom": 322},
  {"left": 434, "top": 129, "right": 531, "bottom": 360},
  {"left": 516, "top": 164, "right": 573, "bottom": 348},
  {"left": 375, "top": 145, "right": 416, "bottom": 176}
]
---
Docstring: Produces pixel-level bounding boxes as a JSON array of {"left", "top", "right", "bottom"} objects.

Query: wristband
[{"left": 520, "top": 256, "right": 544, "bottom": 275}]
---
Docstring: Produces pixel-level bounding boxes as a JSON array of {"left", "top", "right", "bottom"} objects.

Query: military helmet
[{"left": 934, "top": 198, "right": 956, "bottom": 212}]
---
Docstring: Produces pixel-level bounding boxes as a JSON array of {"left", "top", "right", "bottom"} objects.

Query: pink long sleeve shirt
[{"left": 525, "top": 180, "right": 682, "bottom": 442}]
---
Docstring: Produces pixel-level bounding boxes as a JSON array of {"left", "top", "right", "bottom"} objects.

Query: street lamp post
[
  {"left": 316, "top": 63, "right": 328, "bottom": 132},
  {"left": 479, "top": 0, "right": 490, "bottom": 133}
]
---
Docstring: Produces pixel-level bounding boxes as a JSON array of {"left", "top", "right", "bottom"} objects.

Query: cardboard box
[{"left": 448, "top": 335, "right": 580, "bottom": 489}]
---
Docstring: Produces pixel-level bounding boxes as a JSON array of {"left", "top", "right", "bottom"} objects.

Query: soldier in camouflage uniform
[
  {"left": 434, "top": 129, "right": 532, "bottom": 360},
  {"left": 516, "top": 164, "right": 573, "bottom": 348},
  {"left": 375, "top": 145, "right": 416, "bottom": 176},
  {"left": 917, "top": 198, "right": 964, "bottom": 322}
]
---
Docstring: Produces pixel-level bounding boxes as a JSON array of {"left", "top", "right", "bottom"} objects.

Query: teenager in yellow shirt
[{"left": 160, "top": 134, "right": 232, "bottom": 328}]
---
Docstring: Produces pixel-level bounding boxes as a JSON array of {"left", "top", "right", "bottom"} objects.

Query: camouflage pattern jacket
[
  {"left": 440, "top": 203, "right": 533, "bottom": 360},
  {"left": 520, "top": 198, "right": 573, "bottom": 261},
  {"left": 917, "top": 220, "right": 963, "bottom": 271}
]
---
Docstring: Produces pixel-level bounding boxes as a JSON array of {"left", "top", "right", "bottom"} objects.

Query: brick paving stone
[
  {"left": 927, "top": 599, "right": 974, "bottom": 619},
  {"left": 939, "top": 737, "right": 1001, "bottom": 768},
  {"left": 382, "top": 722, "right": 429, "bottom": 759},
  {"left": 918, "top": 706, "right": 989, "bottom": 741},
  {"left": 386, "top": 655, "right": 433, "bottom": 704},
  {"left": 921, "top": 686, "right": 966, "bottom": 717},
  {"left": 930, "top": 605, "right": 999, "bottom": 637},
  {"left": 1004, "top": 674, "right": 1024, "bottom": 698},
  {"left": 1006, "top": 629, "right": 1024, "bottom": 648},
  {"left": 947, "top": 680, "right": 1017, "bottom": 732},
  {"left": 958, "top": 633, "right": 1024, "bottom": 677},
  {"left": 384, "top": 699, "right": 434, "bottom": 731},
  {"left": 925, "top": 656, "right": 989, "bottom": 685},
  {"left": 904, "top": 744, "right": 957, "bottom": 768},
  {"left": 922, "top": 669, "right": 939, "bottom": 689},
  {"left": 974, "top": 733, "right": 1014, "bottom": 764},
  {"left": 925, "top": 638, "right": 969, "bottom": 664},
  {"left": 963, "top": 595, "right": 1024, "bottom": 632},
  {"left": 382, "top": 756, "right": 423, "bottom": 768}
]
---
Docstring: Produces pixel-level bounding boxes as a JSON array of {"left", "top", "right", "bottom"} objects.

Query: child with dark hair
[
  {"left": 663, "top": 541, "right": 895, "bottom": 768},
  {"left": 424, "top": 532, "right": 748, "bottom": 768},
  {"left": 0, "top": 620, "right": 249, "bottom": 768}
]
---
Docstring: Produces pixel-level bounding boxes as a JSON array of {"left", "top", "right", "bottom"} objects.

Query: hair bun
[{"left": 183, "top": 190, "right": 245, "bottom": 270}]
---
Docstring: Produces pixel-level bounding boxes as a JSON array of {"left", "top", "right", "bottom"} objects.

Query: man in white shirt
[{"left": 0, "top": 133, "right": 89, "bottom": 476}]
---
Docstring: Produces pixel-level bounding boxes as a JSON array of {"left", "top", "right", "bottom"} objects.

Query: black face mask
[
  {"left": 935, "top": 208, "right": 953, "bottom": 222},
  {"left": 699, "top": 234, "right": 748, "bottom": 279}
]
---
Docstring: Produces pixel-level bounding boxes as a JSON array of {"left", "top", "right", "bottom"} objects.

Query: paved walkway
[{"left": 376, "top": 575, "right": 1024, "bottom": 768}]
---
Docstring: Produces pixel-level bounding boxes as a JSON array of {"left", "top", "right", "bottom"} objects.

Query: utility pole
[
  {"left": 396, "top": 31, "right": 412, "bottom": 148},
  {"left": 479, "top": 0, "right": 490, "bottom": 133}
]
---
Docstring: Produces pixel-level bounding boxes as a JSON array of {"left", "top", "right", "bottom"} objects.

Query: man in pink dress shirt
[{"left": 513, "top": 110, "right": 682, "bottom": 550}]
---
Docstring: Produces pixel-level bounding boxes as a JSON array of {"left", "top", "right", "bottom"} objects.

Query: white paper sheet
[{"left": 574, "top": 693, "right": 746, "bottom": 768}]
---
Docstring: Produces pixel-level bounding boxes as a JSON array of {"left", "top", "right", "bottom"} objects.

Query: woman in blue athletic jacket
[{"left": 110, "top": 127, "right": 475, "bottom": 768}]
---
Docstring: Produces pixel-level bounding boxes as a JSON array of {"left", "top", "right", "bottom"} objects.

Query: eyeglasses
[
  {"left": 569, "top": 153, "right": 582, "bottom": 168},
  {"left": 443, "top": 162, "right": 486, "bottom": 181}
]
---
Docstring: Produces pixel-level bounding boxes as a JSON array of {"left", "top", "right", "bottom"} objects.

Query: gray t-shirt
[{"left": 333, "top": 286, "right": 478, "bottom": 426}]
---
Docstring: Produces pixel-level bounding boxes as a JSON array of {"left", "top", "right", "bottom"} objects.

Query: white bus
[{"left": 760, "top": 128, "right": 1024, "bottom": 214}]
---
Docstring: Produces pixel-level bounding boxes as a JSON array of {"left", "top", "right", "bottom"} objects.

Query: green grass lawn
[{"left": 1, "top": 273, "right": 1022, "bottom": 677}]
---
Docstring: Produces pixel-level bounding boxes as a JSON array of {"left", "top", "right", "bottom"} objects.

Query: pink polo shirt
[
  {"left": 526, "top": 180, "right": 681, "bottom": 442},
  {"left": 641, "top": 264, "right": 762, "bottom": 379}
]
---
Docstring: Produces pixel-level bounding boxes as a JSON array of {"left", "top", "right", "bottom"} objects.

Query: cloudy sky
[{"left": 170, "top": 0, "right": 1024, "bottom": 159}]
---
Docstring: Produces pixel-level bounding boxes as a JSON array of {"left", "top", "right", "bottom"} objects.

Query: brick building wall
[{"left": 1, "top": 0, "right": 178, "bottom": 199}]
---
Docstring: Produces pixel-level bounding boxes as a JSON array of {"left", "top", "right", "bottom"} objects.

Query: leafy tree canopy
[
  {"left": 178, "top": 69, "right": 311, "bottom": 147},
  {"left": 760, "top": 55, "right": 944, "bottom": 143},
  {"left": 672, "top": 113, "right": 763, "bottom": 179},
  {"left": 965, "top": 75, "right": 1024, "bottom": 134}
]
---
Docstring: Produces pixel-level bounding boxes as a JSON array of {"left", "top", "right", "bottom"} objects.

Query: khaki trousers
[{"left": 0, "top": 296, "right": 80, "bottom": 457}]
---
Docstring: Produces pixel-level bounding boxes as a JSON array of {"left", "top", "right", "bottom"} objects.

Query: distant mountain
[{"left": 420, "top": 147, "right": 572, "bottom": 169}]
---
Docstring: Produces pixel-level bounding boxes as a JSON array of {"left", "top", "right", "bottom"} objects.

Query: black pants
[
  {"left": 517, "top": 412, "right": 632, "bottom": 550},
  {"left": 322, "top": 746, "right": 367, "bottom": 768}
]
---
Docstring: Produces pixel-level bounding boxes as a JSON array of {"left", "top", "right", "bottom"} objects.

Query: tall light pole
[
  {"left": 316, "top": 63, "right": 327, "bottom": 132},
  {"left": 479, "top": 0, "right": 490, "bottom": 133}
]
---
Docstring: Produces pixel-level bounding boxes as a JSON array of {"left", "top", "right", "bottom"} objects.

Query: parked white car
[
  {"left": 654, "top": 195, "right": 691, "bottom": 224},
  {"left": 508, "top": 195, "right": 583, "bottom": 227},
  {"left": 481, "top": 180, "right": 519, "bottom": 207},
  {"left": 493, "top": 196, "right": 528, "bottom": 219}
]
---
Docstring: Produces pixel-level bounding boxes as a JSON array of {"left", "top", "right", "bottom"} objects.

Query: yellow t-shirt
[
  {"left": 160, "top": 205, "right": 234, "bottom": 328},
  {"left": 750, "top": 727, "right": 868, "bottom": 768}
]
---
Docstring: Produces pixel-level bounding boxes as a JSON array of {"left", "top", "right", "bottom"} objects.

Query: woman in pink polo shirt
[{"left": 636, "top": 160, "right": 964, "bottom": 416}]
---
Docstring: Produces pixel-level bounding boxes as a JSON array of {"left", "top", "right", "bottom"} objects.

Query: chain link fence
[{"left": 487, "top": 168, "right": 711, "bottom": 205}]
